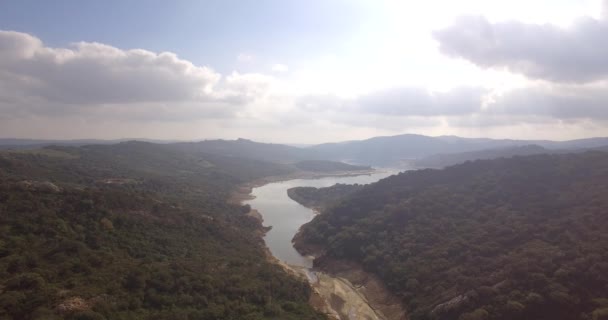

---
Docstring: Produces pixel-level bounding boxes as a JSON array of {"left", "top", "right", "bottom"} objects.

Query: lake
[{"left": 245, "top": 170, "right": 401, "bottom": 268}]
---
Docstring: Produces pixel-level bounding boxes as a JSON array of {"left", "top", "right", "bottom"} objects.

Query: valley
[
  {"left": 4, "top": 3, "right": 608, "bottom": 319},
  {"left": 242, "top": 170, "right": 406, "bottom": 320},
  {"left": 1, "top": 136, "right": 608, "bottom": 320}
]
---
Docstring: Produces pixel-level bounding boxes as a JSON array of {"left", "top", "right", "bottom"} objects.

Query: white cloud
[
  {"left": 271, "top": 63, "right": 289, "bottom": 73},
  {"left": 0, "top": 31, "right": 223, "bottom": 104},
  {"left": 0, "top": 30, "right": 272, "bottom": 121},
  {"left": 433, "top": 5, "right": 608, "bottom": 83},
  {"left": 295, "top": 87, "right": 487, "bottom": 116},
  {"left": 486, "top": 82, "right": 608, "bottom": 120},
  {"left": 221, "top": 72, "right": 275, "bottom": 104},
  {"left": 3, "top": 19, "right": 608, "bottom": 143}
]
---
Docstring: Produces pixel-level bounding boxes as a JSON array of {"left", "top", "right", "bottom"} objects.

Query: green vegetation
[
  {"left": 414, "top": 145, "right": 548, "bottom": 168},
  {"left": 0, "top": 142, "right": 325, "bottom": 320},
  {"left": 169, "top": 138, "right": 320, "bottom": 164},
  {"left": 292, "top": 160, "right": 370, "bottom": 173},
  {"left": 287, "top": 184, "right": 364, "bottom": 211},
  {"left": 296, "top": 152, "right": 608, "bottom": 320}
]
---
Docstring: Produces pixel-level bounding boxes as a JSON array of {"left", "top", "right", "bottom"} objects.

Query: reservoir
[{"left": 245, "top": 170, "right": 399, "bottom": 268}]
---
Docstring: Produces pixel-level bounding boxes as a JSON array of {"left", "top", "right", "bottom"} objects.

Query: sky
[{"left": 0, "top": 0, "right": 607, "bottom": 143}]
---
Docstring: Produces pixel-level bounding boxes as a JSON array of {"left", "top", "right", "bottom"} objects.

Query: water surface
[{"left": 246, "top": 170, "right": 399, "bottom": 268}]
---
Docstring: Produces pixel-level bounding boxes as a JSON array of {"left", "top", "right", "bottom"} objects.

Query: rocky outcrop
[
  {"left": 430, "top": 294, "right": 470, "bottom": 317},
  {"left": 56, "top": 297, "right": 90, "bottom": 314},
  {"left": 313, "top": 257, "right": 408, "bottom": 320},
  {"left": 16, "top": 180, "right": 61, "bottom": 193}
]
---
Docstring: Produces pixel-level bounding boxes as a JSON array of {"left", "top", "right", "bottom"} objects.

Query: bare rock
[
  {"left": 16, "top": 180, "right": 61, "bottom": 193},
  {"left": 57, "top": 296, "right": 90, "bottom": 314}
]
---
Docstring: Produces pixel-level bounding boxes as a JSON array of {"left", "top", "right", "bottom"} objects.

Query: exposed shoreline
[
  {"left": 231, "top": 168, "right": 407, "bottom": 320},
  {"left": 229, "top": 168, "right": 379, "bottom": 209},
  {"left": 293, "top": 214, "right": 408, "bottom": 320}
]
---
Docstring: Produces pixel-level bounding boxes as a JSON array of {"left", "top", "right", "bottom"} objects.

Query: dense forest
[
  {"left": 295, "top": 152, "right": 608, "bottom": 320},
  {"left": 307, "top": 134, "right": 608, "bottom": 165},
  {"left": 292, "top": 161, "right": 370, "bottom": 173},
  {"left": 0, "top": 142, "right": 326, "bottom": 320},
  {"left": 414, "top": 145, "right": 548, "bottom": 169},
  {"left": 6, "top": 134, "right": 608, "bottom": 167},
  {"left": 287, "top": 184, "right": 364, "bottom": 211}
]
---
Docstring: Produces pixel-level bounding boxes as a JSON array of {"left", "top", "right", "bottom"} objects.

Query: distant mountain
[
  {"left": 4, "top": 135, "right": 608, "bottom": 167},
  {"left": 537, "top": 137, "right": 608, "bottom": 149},
  {"left": 292, "top": 160, "right": 371, "bottom": 173},
  {"left": 415, "top": 144, "right": 549, "bottom": 168},
  {"left": 307, "top": 134, "right": 608, "bottom": 166},
  {"left": 0, "top": 138, "right": 178, "bottom": 149},
  {"left": 169, "top": 138, "right": 324, "bottom": 164},
  {"left": 308, "top": 134, "right": 445, "bottom": 165}
]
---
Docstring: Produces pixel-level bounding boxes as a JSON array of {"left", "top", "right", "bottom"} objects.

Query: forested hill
[
  {"left": 0, "top": 142, "right": 326, "bottom": 320},
  {"left": 295, "top": 152, "right": 608, "bottom": 320},
  {"left": 307, "top": 134, "right": 608, "bottom": 165},
  {"left": 414, "top": 145, "right": 548, "bottom": 168},
  {"left": 293, "top": 160, "right": 371, "bottom": 173},
  {"left": 169, "top": 138, "right": 322, "bottom": 164},
  {"left": 287, "top": 184, "right": 364, "bottom": 211},
  {"left": 6, "top": 135, "right": 608, "bottom": 167}
]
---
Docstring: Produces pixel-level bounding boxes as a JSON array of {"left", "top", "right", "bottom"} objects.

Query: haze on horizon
[{"left": 1, "top": 0, "right": 608, "bottom": 144}]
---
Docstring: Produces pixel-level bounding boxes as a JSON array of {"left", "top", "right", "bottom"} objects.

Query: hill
[
  {"left": 292, "top": 160, "right": 371, "bottom": 173},
  {"left": 307, "top": 134, "right": 608, "bottom": 166},
  {"left": 414, "top": 145, "right": 549, "bottom": 168},
  {"left": 0, "top": 142, "right": 326, "bottom": 319},
  {"left": 170, "top": 138, "right": 323, "bottom": 164},
  {"left": 287, "top": 184, "right": 364, "bottom": 212},
  {"left": 5, "top": 135, "right": 608, "bottom": 168},
  {"left": 295, "top": 152, "right": 608, "bottom": 320}
]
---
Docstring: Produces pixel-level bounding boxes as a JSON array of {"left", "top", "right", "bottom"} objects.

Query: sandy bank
[{"left": 231, "top": 168, "right": 406, "bottom": 320}]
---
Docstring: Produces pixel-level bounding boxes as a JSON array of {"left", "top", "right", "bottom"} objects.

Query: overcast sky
[{"left": 1, "top": 0, "right": 607, "bottom": 143}]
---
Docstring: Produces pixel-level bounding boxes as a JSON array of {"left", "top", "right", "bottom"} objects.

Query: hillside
[
  {"left": 0, "top": 143, "right": 325, "bottom": 320},
  {"left": 295, "top": 152, "right": 608, "bottom": 320},
  {"left": 292, "top": 160, "right": 371, "bottom": 173},
  {"left": 170, "top": 138, "right": 322, "bottom": 164},
  {"left": 287, "top": 184, "right": 364, "bottom": 211},
  {"left": 5, "top": 135, "right": 608, "bottom": 168},
  {"left": 307, "top": 134, "right": 608, "bottom": 166},
  {"left": 415, "top": 145, "right": 549, "bottom": 168}
]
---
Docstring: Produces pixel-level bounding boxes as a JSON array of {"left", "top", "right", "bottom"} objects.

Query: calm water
[{"left": 246, "top": 170, "right": 400, "bottom": 268}]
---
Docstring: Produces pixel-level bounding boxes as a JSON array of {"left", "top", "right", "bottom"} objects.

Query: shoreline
[
  {"left": 230, "top": 167, "right": 406, "bottom": 320},
  {"left": 229, "top": 168, "right": 379, "bottom": 209}
]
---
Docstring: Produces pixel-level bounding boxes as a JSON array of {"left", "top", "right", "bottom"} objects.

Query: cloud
[
  {"left": 290, "top": 81, "right": 608, "bottom": 132},
  {"left": 221, "top": 72, "right": 275, "bottom": 104},
  {"left": 295, "top": 86, "right": 486, "bottom": 116},
  {"left": 0, "top": 30, "right": 273, "bottom": 121},
  {"left": 355, "top": 87, "right": 486, "bottom": 116},
  {"left": 295, "top": 94, "right": 348, "bottom": 112},
  {"left": 487, "top": 82, "right": 608, "bottom": 120},
  {"left": 271, "top": 63, "right": 289, "bottom": 73},
  {"left": 0, "top": 31, "right": 224, "bottom": 104},
  {"left": 433, "top": 10, "right": 608, "bottom": 83}
]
